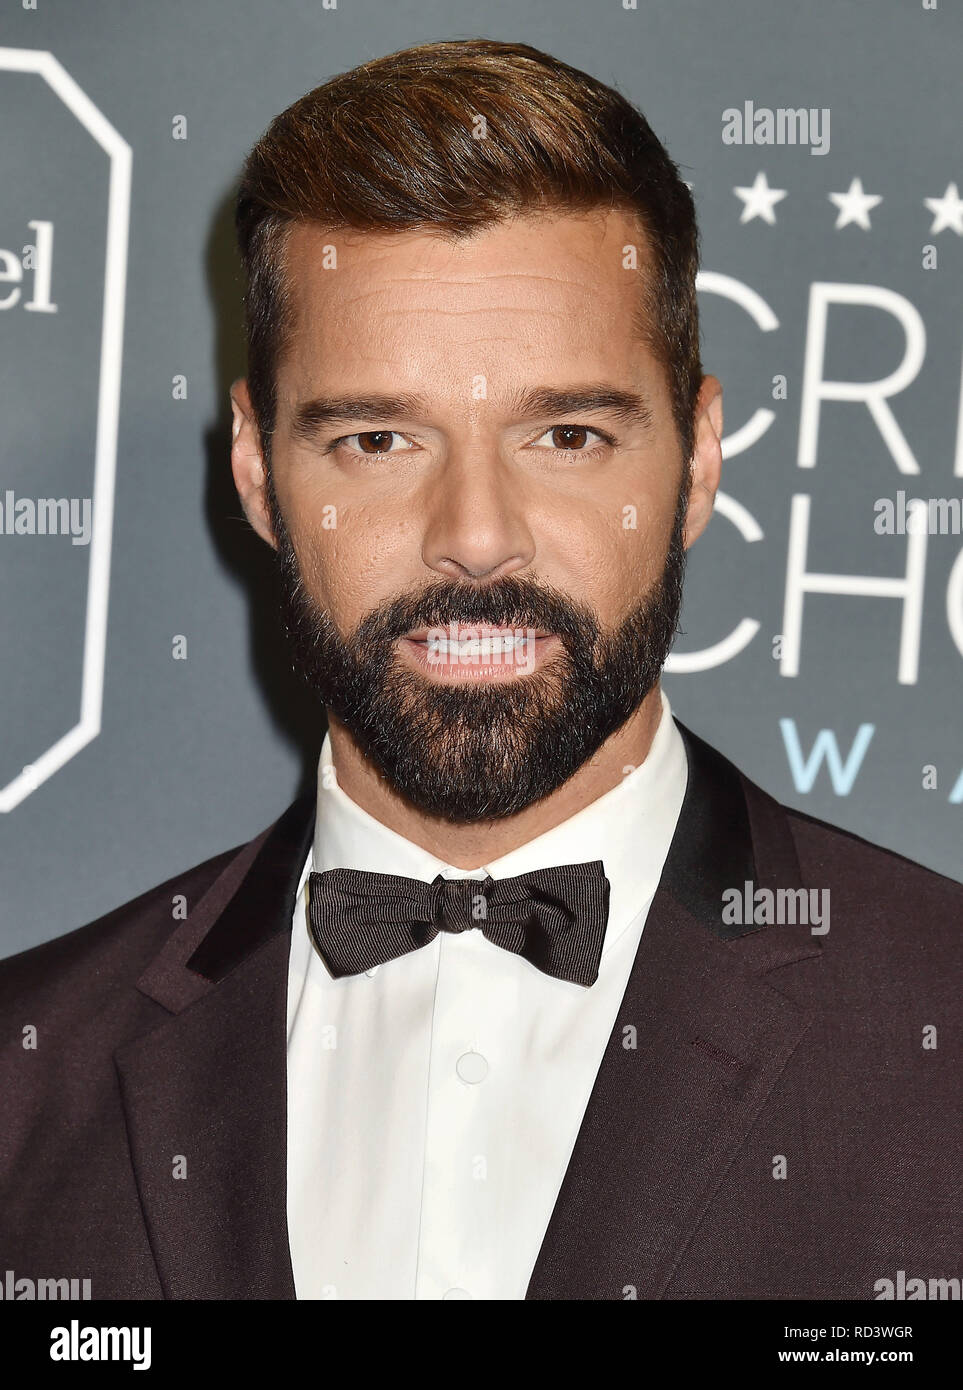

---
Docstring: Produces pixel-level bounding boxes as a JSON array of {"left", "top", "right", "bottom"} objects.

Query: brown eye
[
  {"left": 356, "top": 431, "right": 396, "bottom": 454},
  {"left": 551, "top": 426, "right": 589, "bottom": 450}
]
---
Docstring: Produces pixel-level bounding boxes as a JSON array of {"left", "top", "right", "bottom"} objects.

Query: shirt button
[
  {"left": 364, "top": 967, "right": 379, "bottom": 978},
  {"left": 455, "top": 1051, "right": 488, "bottom": 1084},
  {"left": 442, "top": 1287, "right": 473, "bottom": 1300}
]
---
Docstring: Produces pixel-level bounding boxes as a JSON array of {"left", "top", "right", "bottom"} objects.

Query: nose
[{"left": 420, "top": 445, "right": 536, "bottom": 582}]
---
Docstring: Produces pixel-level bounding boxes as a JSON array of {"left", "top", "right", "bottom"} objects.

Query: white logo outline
[{"left": 0, "top": 47, "right": 131, "bottom": 812}]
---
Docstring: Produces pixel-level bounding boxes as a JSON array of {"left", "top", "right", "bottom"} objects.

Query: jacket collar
[
  {"left": 116, "top": 719, "right": 820, "bottom": 1299},
  {"left": 527, "top": 722, "right": 821, "bottom": 1298}
]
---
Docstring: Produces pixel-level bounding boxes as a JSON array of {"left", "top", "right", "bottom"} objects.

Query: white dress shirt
[{"left": 285, "top": 688, "right": 688, "bottom": 1300}]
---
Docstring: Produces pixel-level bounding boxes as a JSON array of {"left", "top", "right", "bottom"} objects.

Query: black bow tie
[{"left": 307, "top": 861, "right": 611, "bottom": 986}]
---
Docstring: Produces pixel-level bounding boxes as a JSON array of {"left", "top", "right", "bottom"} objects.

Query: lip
[
  {"left": 398, "top": 631, "right": 560, "bottom": 682},
  {"left": 404, "top": 625, "right": 552, "bottom": 642}
]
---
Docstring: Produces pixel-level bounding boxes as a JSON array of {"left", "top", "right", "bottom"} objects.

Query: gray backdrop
[{"left": 2, "top": 0, "right": 961, "bottom": 958}]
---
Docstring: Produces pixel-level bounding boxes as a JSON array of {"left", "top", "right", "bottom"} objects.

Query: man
[{"left": 0, "top": 38, "right": 959, "bottom": 1302}]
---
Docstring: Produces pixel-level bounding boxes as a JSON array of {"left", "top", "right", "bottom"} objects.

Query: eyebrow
[{"left": 288, "top": 384, "right": 654, "bottom": 442}]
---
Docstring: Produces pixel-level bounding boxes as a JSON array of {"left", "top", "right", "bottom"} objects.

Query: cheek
[
  {"left": 546, "top": 485, "right": 677, "bottom": 621},
  {"left": 285, "top": 500, "right": 419, "bottom": 629},
  {"left": 613, "top": 464, "right": 685, "bottom": 587}
]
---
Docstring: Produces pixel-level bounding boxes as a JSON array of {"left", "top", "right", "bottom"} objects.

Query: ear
[
  {"left": 682, "top": 375, "right": 723, "bottom": 549},
  {"left": 230, "top": 378, "right": 278, "bottom": 549}
]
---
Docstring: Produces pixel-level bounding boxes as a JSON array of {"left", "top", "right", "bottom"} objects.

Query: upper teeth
[{"left": 427, "top": 635, "right": 532, "bottom": 656}]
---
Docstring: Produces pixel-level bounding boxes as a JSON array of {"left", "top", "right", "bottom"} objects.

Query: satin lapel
[
  {"left": 114, "top": 794, "right": 316, "bottom": 1300},
  {"left": 525, "top": 721, "right": 822, "bottom": 1300}
]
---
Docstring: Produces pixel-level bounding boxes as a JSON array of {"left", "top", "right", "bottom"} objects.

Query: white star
[
  {"left": 734, "top": 171, "right": 788, "bottom": 225},
  {"left": 924, "top": 182, "right": 963, "bottom": 235},
  {"left": 828, "top": 177, "right": 882, "bottom": 230}
]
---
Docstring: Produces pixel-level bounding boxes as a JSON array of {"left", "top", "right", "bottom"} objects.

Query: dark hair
[{"left": 235, "top": 38, "right": 702, "bottom": 465}]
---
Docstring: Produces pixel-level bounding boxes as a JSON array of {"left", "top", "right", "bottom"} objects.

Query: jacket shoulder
[
  {"left": 678, "top": 715, "right": 963, "bottom": 931},
  {"left": 0, "top": 834, "right": 255, "bottom": 1013},
  {"left": 779, "top": 799, "right": 963, "bottom": 976},
  {"left": 784, "top": 799, "right": 963, "bottom": 899}
]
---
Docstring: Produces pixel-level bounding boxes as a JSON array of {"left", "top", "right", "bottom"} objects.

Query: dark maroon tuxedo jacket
[{"left": 1, "top": 722, "right": 960, "bottom": 1300}]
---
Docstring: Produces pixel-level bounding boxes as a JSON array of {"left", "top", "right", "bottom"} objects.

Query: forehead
[{"left": 277, "top": 209, "right": 659, "bottom": 393}]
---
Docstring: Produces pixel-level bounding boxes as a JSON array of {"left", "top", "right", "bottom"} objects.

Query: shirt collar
[{"left": 304, "top": 688, "right": 688, "bottom": 958}]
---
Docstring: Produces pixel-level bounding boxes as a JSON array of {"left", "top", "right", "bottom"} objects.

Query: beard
[{"left": 269, "top": 476, "right": 689, "bottom": 824}]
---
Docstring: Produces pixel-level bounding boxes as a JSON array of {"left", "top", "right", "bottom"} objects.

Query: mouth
[{"left": 399, "top": 624, "right": 559, "bottom": 681}]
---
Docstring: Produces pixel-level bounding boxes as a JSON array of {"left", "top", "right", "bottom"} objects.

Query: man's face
[{"left": 233, "top": 209, "right": 721, "bottom": 823}]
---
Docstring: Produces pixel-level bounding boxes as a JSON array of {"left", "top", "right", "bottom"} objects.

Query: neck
[{"left": 324, "top": 685, "right": 665, "bottom": 869}]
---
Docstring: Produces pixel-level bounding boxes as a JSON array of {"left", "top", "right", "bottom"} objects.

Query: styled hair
[{"left": 234, "top": 38, "right": 702, "bottom": 465}]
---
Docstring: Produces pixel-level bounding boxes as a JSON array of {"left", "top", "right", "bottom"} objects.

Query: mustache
[{"left": 349, "top": 574, "right": 601, "bottom": 648}]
